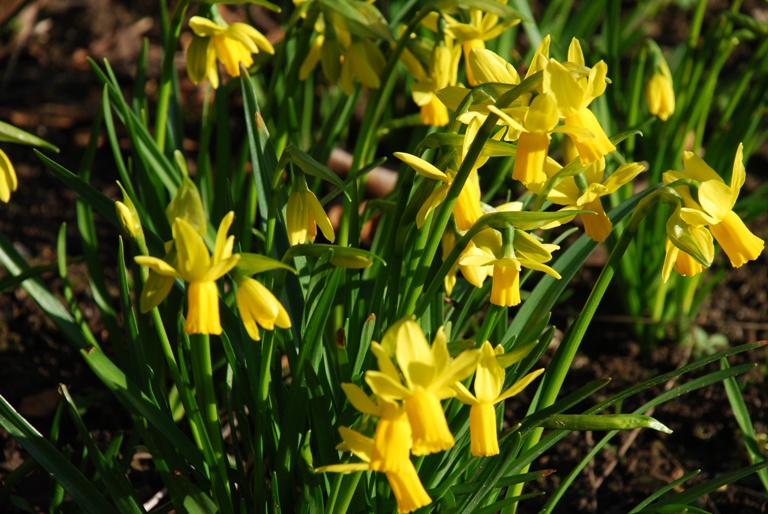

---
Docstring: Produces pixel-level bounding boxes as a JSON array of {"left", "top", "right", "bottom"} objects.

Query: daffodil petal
[
  {"left": 394, "top": 152, "right": 448, "bottom": 181},
  {"left": 314, "top": 462, "right": 371, "bottom": 474},
  {"left": 496, "top": 368, "right": 545, "bottom": 402},
  {"left": 341, "top": 383, "right": 380, "bottom": 416},
  {"left": 134, "top": 256, "right": 178, "bottom": 276},
  {"left": 365, "top": 370, "right": 411, "bottom": 401},
  {"left": 417, "top": 184, "right": 449, "bottom": 228},
  {"left": 189, "top": 17, "right": 225, "bottom": 37},
  {"left": 473, "top": 342, "right": 504, "bottom": 404},
  {"left": 543, "top": 59, "right": 582, "bottom": 116},
  {"left": 698, "top": 180, "right": 733, "bottom": 221},
  {"left": 173, "top": 217, "right": 212, "bottom": 281},
  {"left": 682, "top": 151, "right": 723, "bottom": 183},
  {"left": 468, "top": 48, "right": 520, "bottom": 85}
]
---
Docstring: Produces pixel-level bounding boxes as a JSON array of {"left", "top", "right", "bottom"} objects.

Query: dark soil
[{"left": 0, "top": 1, "right": 766, "bottom": 513}]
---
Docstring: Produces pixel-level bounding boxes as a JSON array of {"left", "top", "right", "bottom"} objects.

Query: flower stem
[
  {"left": 155, "top": 0, "right": 190, "bottom": 153},
  {"left": 190, "top": 333, "right": 233, "bottom": 513},
  {"left": 504, "top": 185, "right": 680, "bottom": 511}
]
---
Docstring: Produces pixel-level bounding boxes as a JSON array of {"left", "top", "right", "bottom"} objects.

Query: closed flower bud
[{"left": 646, "top": 58, "right": 675, "bottom": 121}]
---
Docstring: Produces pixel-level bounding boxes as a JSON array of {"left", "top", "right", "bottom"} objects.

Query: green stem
[
  {"left": 402, "top": 74, "right": 543, "bottom": 317},
  {"left": 190, "top": 333, "right": 233, "bottom": 513},
  {"left": 505, "top": 185, "right": 682, "bottom": 508},
  {"left": 155, "top": 0, "right": 190, "bottom": 153},
  {"left": 330, "top": 472, "right": 363, "bottom": 514},
  {"left": 341, "top": 2, "right": 439, "bottom": 248}
]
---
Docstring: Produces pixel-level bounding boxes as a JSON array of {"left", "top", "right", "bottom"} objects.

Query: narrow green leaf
[
  {"left": 237, "top": 252, "right": 297, "bottom": 275},
  {"left": 628, "top": 470, "right": 702, "bottom": 514},
  {"left": 637, "top": 460, "right": 768, "bottom": 512},
  {"left": 284, "top": 145, "right": 349, "bottom": 197},
  {"left": 0, "top": 120, "right": 59, "bottom": 151},
  {"left": 60, "top": 386, "right": 145, "bottom": 514},
  {"left": 164, "top": 473, "right": 219, "bottom": 514},
  {"left": 433, "top": 0, "right": 527, "bottom": 21},
  {"left": 541, "top": 414, "right": 673, "bottom": 434},
  {"left": 720, "top": 358, "right": 768, "bottom": 492},
  {"left": 285, "top": 244, "right": 384, "bottom": 268},
  {"left": 0, "top": 395, "right": 115, "bottom": 513}
]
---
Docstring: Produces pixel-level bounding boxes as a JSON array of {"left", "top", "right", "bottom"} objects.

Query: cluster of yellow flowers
[
  {"left": 172, "top": 2, "right": 763, "bottom": 318},
  {"left": 315, "top": 318, "right": 543, "bottom": 513},
  {"left": 393, "top": 36, "right": 646, "bottom": 307},
  {"left": 121, "top": 175, "right": 291, "bottom": 340}
]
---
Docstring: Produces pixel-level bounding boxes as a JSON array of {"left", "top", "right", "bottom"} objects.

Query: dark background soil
[{"left": 0, "top": 1, "right": 766, "bottom": 513}]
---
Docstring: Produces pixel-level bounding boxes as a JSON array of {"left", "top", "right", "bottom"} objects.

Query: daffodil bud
[
  {"left": 329, "top": 250, "right": 374, "bottom": 269},
  {"left": 116, "top": 201, "right": 138, "bottom": 239},
  {"left": 115, "top": 182, "right": 145, "bottom": 244},
  {"left": 286, "top": 181, "right": 335, "bottom": 246},
  {"left": 0, "top": 148, "right": 17, "bottom": 203},
  {"left": 646, "top": 57, "right": 675, "bottom": 121},
  {"left": 166, "top": 175, "right": 206, "bottom": 236}
]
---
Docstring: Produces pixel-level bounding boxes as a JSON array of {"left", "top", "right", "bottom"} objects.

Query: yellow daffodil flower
[
  {"left": 314, "top": 426, "right": 432, "bottom": 513},
  {"left": 459, "top": 228, "right": 560, "bottom": 307},
  {"left": 490, "top": 92, "right": 588, "bottom": 186},
  {"left": 546, "top": 161, "right": 646, "bottom": 242},
  {"left": 456, "top": 228, "right": 498, "bottom": 288},
  {"left": 661, "top": 208, "right": 714, "bottom": 282},
  {"left": 646, "top": 57, "right": 675, "bottom": 121},
  {"left": 365, "top": 319, "right": 480, "bottom": 455},
  {"left": 286, "top": 187, "right": 335, "bottom": 246},
  {"left": 453, "top": 341, "right": 544, "bottom": 456},
  {"left": 663, "top": 144, "right": 764, "bottom": 267},
  {"left": 543, "top": 40, "right": 615, "bottom": 165},
  {"left": 436, "top": 37, "right": 550, "bottom": 129},
  {"left": 135, "top": 212, "right": 240, "bottom": 334},
  {"left": 411, "top": 41, "right": 461, "bottom": 126},
  {"left": 235, "top": 276, "right": 291, "bottom": 340},
  {"left": 437, "top": 47, "right": 524, "bottom": 128},
  {"left": 0, "top": 148, "right": 17, "bottom": 203},
  {"left": 340, "top": 39, "right": 387, "bottom": 95},
  {"left": 442, "top": 231, "right": 459, "bottom": 295},
  {"left": 341, "top": 382, "right": 413, "bottom": 473},
  {"left": 298, "top": 2, "right": 390, "bottom": 94},
  {"left": 394, "top": 118, "right": 490, "bottom": 230},
  {"left": 186, "top": 16, "right": 274, "bottom": 89},
  {"left": 424, "top": 8, "right": 520, "bottom": 86},
  {"left": 662, "top": 235, "right": 710, "bottom": 283}
]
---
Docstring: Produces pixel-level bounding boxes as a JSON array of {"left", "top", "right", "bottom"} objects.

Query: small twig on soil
[{"left": 592, "top": 339, "right": 696, "bottom": 490}]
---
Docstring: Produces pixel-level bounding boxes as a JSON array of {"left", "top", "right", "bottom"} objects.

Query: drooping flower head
[
  {"left": 543, "top": 39, "right": 615, "bottom": 165},
  {"left": 663, "top": 143, "right": 764, "bottom": 267},
  {"left": 459, "top": 227, "right": 561, "bottom": 307},
  {"left": 453, "top": 341, "right": 544, "bottom": 456},
  {"left": 286, "top": 185, "right": 335, "bottom": 246},
  {"left": 234, "top": 276, "right": 291, "bottom": 341},
  {"left": 646, "top": 53, "right": 675, "bottom": 122},
  {"left": 135, "top": 212, "right": 240, "bottom": 334},
  {"left": 365, "top": 319, "right": 480, "bottom": 455},
  {"left": 297, "top": 1, "right": 390, "bottom": 95},
  {"left": 394, "top": 117, "right": 494, "bottom": 230},
  {"left": 410, "top": 39, "right": 461, "bottom": 127},
  {"left": 187, "top": 15, "right": 274, "bottom": 89},
  {"left": 423, "top": 8, "right": 520, "bottom": 86},
  {"left": 545, "top": 161, "right": 646, "bottom": 242},
  {"left": 314, "top": 426, "right": 432, "bottom": 513}
]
